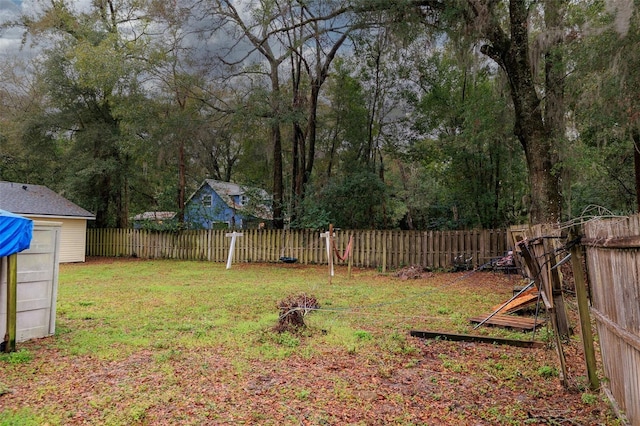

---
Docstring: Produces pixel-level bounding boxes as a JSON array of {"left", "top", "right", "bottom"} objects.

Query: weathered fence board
[
  {"left": 584, "top": 214, "right": 640, "bottom": 426},
  {"left": 86, "top": 228, "right": 509, "bottom": 270}
]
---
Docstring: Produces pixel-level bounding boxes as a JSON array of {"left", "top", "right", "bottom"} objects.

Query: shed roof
[{"left": 0, "top": 181, "right": 95, "bottom": 219}]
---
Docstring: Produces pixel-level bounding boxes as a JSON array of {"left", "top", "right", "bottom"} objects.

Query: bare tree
[{"left": 198, "top": 0, "right": 355, "bottom": 228}]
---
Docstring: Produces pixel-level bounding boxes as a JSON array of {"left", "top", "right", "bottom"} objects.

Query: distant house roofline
[
  {"left": 132, "top": 211, "right": 177, "bottom": 221},
  {"left": 21, "top": 213, "right": 95, "bottom": 221}
]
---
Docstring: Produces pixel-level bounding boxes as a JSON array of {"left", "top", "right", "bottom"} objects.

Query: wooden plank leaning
[{"left": 517, "top": 238, "right": 568, "bottom": 388}]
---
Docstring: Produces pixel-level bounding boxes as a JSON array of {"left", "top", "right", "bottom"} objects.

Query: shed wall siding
[{"left": 25, "top": 217, "right": 87, "bottom": 263}]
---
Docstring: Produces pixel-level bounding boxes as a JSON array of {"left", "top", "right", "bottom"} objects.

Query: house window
[{"left": 202, "top": 194, "right": 212, "bottom": 207}]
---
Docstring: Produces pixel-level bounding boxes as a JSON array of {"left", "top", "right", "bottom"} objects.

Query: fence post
[
  {"left": 4, "top": 254, "right": 18, "bottom": 352},
  {"left": 569, "top": 227, "right": 600, "bottom": 391},
  {"left": 347, "top": 233, "right": 353, "bottom": 279}
]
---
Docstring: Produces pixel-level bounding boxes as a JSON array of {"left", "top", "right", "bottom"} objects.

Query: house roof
[
  {"left": 190, "top": 179, "right": 273, "bottom": 220},
  {"left": 0, "top": 181, "right": 95, "bottom": 219},
  {"left": 132, "top": 211, "right": 176, "bottom": 221}
]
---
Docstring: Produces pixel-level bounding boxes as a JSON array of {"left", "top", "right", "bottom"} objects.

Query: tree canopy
[{"left": 1, "top": 0, "right": 638, "bottom": 229}]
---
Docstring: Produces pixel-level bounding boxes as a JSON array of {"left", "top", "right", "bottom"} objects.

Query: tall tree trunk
[
  {"left": 116, "top": 156, "right": 129, "bottom": 228},
  {"left": 633, "top": 129, "right": 640, "bottom": 212},
  {"left": 294, "top": 30, "right": 349, "bottom": 224},
  {"left": 271, "top": 66, "right": 285, "bottom": 229},
  {"left": 479, "top": 0, "right": 562, "bottom": 224},
  {"left": 544, "top": 0, "right": 565, "bottom": 222},
  {"left": 178, "top": 139, "right": 186, "bottom": 222},
  {"left": 304, "top": 83, "right": 320, "bottom": 188},
  {"left": 290, "top": 46, "right": 305, "bottom": 226},
  {"left": 95, "top": 174, "right": 111, "bottom": 228},
  {"left": 272, "top": 122, "right": 284, "bottom": 229}
]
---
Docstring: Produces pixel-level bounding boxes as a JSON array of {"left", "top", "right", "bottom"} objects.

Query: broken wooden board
[
  {"left": 469, "top": 313, "right": 545, "bottom": 331},
  {"left": 409, "top": 330, "right": 545, "bottom": 348},
  {"left": 490, "top": 288, "right": 540, "bottom": 314}
]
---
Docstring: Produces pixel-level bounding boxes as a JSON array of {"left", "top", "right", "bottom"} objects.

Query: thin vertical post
[
  {"left": 328, "top": 224, "right": 334, "bottom": 281},
  {"left": 320, "top": 225, "right": 334, "bottom": 284},
  {"left": 347, "top": 234, "right": 353, "bottom": 280},
  {"left": 5, "top": 254, "right": 18, "bottom": 352},
  {"left": 382, "top": 234, "right": 387, "bottom": 273},
  {"left": 225, "top": 232, "right": 243, "bottom": 269}
]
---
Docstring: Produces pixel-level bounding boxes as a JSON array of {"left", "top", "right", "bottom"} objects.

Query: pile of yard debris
[
  {"left": 274, "top": 293, "right": 320, "bottom": 333},
  {"left": 394, "top": 265, "right": 434, "bottom": 280}
]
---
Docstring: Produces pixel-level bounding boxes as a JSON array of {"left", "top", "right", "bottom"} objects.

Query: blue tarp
[{"left": 0, "top": 209, "right": 33, "bottom": 257}]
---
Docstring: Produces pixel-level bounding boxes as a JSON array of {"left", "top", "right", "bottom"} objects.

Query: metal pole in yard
[
  {"left": 320, "top": 226, "right": 334, "bottom": 284},
  {"left": 225, "top": 232, "right": 243, "bottom": 269}
]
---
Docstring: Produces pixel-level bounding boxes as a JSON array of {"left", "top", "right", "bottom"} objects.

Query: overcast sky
[{"left": 0, "top": 0, "right": 36, "bottom": 61}]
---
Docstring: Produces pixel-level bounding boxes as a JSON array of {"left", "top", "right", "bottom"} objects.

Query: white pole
[
  {"left": 225, "top": 232, "right": 243, "bottom": 269},
  {"left": 320, "top": 230, "right": 334, "bottom": 278}
]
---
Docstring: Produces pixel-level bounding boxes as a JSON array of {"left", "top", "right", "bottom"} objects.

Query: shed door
[{"left": 0, "top": 223, "right": 61, "bottom": 342}]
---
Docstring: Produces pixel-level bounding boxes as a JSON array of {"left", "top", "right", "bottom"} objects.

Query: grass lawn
[{"left": 0, "top": 258, "right": 620, "bottom": 425}]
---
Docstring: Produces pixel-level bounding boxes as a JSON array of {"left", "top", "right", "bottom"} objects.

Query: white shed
[{"left": 0, "top": 181, "right": 95, "bottom": 263}]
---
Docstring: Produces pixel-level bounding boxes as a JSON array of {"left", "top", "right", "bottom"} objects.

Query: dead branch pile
[
  {"left": 274, "top": 293, "right": 320, "bottom": 333},
  {"left": 394, "top": 265, "right": 433, "bottom": 280}
]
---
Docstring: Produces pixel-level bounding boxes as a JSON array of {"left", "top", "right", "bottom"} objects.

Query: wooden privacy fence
[
  {"left": 86, "top": 228, "right": 509, "bottom": 270},
  {"left": 582, "top": 215, "right": 640, "bottom": 426},
  {"left": 512, "top": 217, "right": 640, "bottom": 426}
]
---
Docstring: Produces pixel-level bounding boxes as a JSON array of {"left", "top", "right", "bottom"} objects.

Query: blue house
[{"left": 184, "top": 179, "right": 272, "bottom": 229}]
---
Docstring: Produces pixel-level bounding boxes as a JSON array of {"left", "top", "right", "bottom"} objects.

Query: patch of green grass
[
  {"left": 0, "top": 349, "right": 33, "bottom": 364},
  {"left": 380, "top": 331, "right": 419, "bottom": 355},
  {"left": 8, "top": 260, "right": 593, "bottom": 424},
  {"left": 436, "top": 306, "right": 452, "bottom": 315},
  {"left": 296, "top": 388, "right": 311, "bottom": 400},
  {"left": 581, "top": 392, "right": 598, "bottom": 404},
  {"left": 0, "top": 408, "right": 45, "bottom": 426},
  {"left": 354, "top": 330, "right": 373, "bottom": 340},
  {"left": 537, "top": 365, "right": 558, "bottom": 378},
  {"left": 52, "top": 261, "right": 536, "bottom": 361}
]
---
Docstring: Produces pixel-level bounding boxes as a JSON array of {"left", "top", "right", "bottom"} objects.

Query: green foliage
[
  {"left": 562, "top": 0, "right": 640, "bottom": 216},
  {"left": 581, "top": 392, "right": 598, "bottom": 405},
  {"left": 324, "top": 58, "right": 371, "bottom": 170},
  {"left": 2, "top": 0, "right": 639, "bottom": 230},
  {"left": 354, "top": 330, "right": 373, "bottom": 340},
  {"left": 0, "top": 408, "right": 43, "bottom": 426},
  {"left": 305, "top": 169, "right": 391, "bottom": 229},
  {"left": 0, "top": 349, "right": 33, "bottom": 364},
  {"left": 537, "top": 365, "right": 558, "bottom": 379},
  {"left": 398, "top": 49, "right": 528, "bottom": 229}
]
